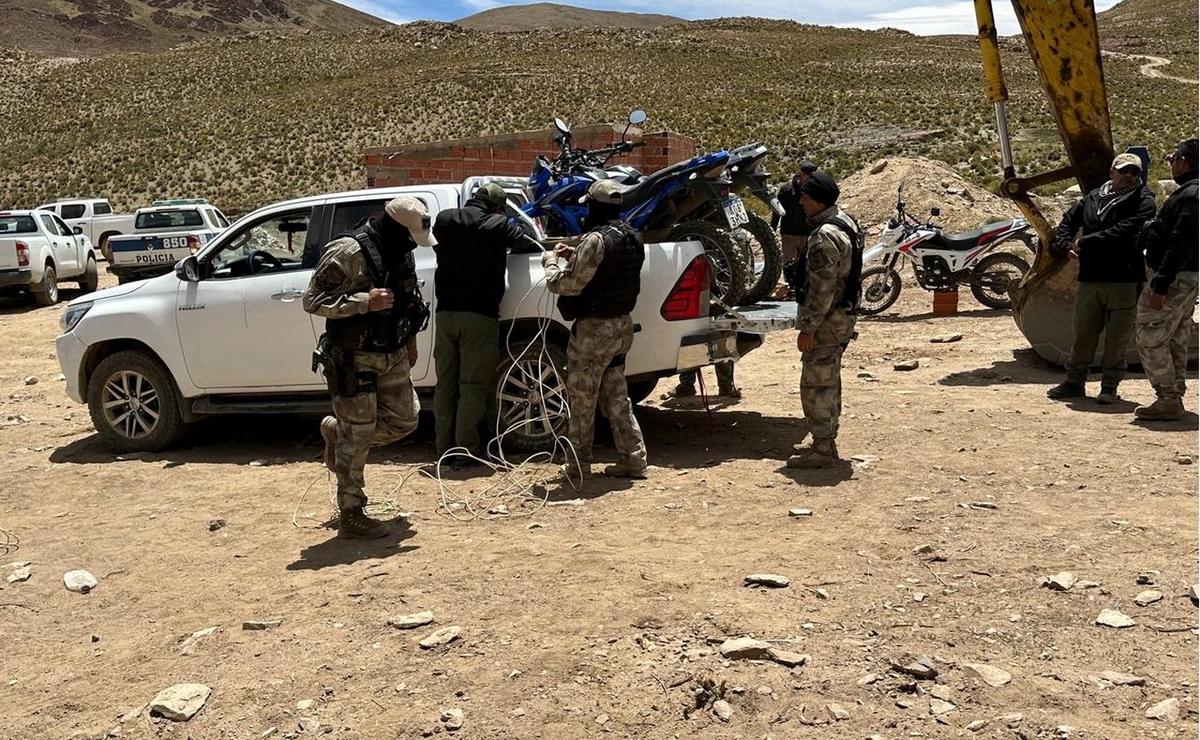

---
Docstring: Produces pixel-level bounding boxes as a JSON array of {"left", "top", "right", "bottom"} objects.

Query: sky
[{"left": 341, "top": 0, "right": 1124, "bottom": 36}]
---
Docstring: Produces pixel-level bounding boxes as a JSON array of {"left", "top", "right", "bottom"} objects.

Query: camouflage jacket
[
  {"left": 545, "top": 231, "right": 605, "bottom": 296},
  {"left": 796, "top": 205, "right": 855, "bottom": 342},
  {"left": 303, "top": 236, "right": 374, "bottom": 319}
]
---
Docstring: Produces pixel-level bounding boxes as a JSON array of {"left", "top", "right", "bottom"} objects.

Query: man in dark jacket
[
  {"left": 1135, "top": 138, "right": 1199, "bottom": 421},
  {"left": 773, "top": 162, "right": 819, "bottom": 296},
  {"left": 431, "top": 183, "right": 527, "bottom": 459},
  {"left": 1047, "top": 153, "right": 1157, "bottom": 404}
]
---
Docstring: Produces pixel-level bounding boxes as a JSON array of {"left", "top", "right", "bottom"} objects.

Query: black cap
[
  {"left": 799, "top": 161, "right": 818, "bottom": 175},
  {"left": 1174, "top": 138, "right": 1198, "bottom": 166},
  {"left": 800, "top": 172, "right": 840, "bottom": 205}
]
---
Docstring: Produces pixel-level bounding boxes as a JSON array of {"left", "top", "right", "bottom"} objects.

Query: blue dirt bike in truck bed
[{"left": 523, "top": 110, "right": 751, "bottom": 305}]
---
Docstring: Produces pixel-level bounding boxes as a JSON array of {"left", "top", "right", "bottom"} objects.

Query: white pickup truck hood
[{"left": 66, "top": 277, "right": 148, "bottom": 306}]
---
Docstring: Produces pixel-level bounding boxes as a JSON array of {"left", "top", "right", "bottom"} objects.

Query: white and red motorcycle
[{"left": 859, "top": 185, "right": 1034, "bottom": 315}]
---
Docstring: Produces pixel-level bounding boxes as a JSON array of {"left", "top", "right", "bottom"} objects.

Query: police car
[{"left": 107, "top": 199, "right": 230, "bottom": 283}]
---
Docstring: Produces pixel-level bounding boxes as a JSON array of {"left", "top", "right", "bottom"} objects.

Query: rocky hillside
[
  {"left": 0, "top": 0, "right": 389, "bottom": 56},
  {"left": 1099, "top": 0, "right": 1198, "bottom": 75},
  {"left": 0, "top": 7, "right": 1194, "bottom": 215},
  {"left": 457, "top": 3, "right": 683, "bottom": 31}
]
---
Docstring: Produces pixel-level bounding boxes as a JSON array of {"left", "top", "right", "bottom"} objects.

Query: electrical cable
[{"left": 0, "top": 525, "right": 17, "bottom": 557}]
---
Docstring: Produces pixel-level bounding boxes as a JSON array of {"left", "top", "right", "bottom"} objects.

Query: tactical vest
[
  {"left": 786, "top": 212, "right": 864, "bottom": 313},
  {"left": 325, "top": 226, "right": 425, "bottom": 353},
  {"left": 558, "top": 222, "right": 644, "bottom": 321}
]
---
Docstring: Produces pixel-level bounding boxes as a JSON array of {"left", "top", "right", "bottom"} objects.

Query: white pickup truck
[
  {"left": 0, "top": 210, "right": 99, "bottom": 305},
  {"left": 37, "top": 198, "right": 136, "bottom": 262},
  {"left": 55, "top": 182, "right": 794, "bottom": 452},
  {"left": 107, "top": 199, "right": 230, "bottom": 283}
]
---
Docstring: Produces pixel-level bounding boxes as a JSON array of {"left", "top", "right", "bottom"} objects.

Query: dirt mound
[{"left": 839, "top": 156, "right": 1023, "bottom": 237}]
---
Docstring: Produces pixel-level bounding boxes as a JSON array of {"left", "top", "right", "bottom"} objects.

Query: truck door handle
[{"left": 271, "top": 289, "right": 304, "bottom": 302}]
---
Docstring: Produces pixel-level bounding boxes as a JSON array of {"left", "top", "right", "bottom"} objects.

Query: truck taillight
[
  {"left": 660, "top": 255, "right": 711, "bottom": 321},
  {"left": 16, "top": 242, "right": 29, "bottom": 267},
  {"left": 187, "top": 235, "right": 200, "bottom": 254}
]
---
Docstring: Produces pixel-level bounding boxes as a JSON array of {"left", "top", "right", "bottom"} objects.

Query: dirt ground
[{"left": 0, "top": 272, "right": 1197, "bottom": 740}]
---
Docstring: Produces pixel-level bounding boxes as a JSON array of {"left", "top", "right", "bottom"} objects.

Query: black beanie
[{"left": 800, "top": 172, "right": 840, "bottom": 206}]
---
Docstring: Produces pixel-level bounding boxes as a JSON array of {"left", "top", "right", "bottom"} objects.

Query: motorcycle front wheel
[
  {"left": 669, "top": 219, "right": 748, "bottom": 306},
  {"left": 970, "top": 252, "right": 1030, "bottom": 309},
  {"left": 735, "top": 214, "right": 784, "bottom": 306},
  {"left": 859, "top": 265, "right": 903, "bottom": 315}
]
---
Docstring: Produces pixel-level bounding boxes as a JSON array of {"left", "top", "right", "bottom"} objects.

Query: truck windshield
[
  {"left": 0, "top": 215, "right": 37, "bottom": 234},
  {"left": 136, "top": 210, "right": 204, "bottom": 230}
]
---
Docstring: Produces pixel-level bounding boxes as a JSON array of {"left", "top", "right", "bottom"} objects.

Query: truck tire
[
  {"left": 971, "top": 251, "right": 1030, "bottom": 309},
  {"left": 31, "top": 264, "right": 58, "bottom": 306},
  {"left": 79, "top": 255, "right": 99, "bottom": 293},
  {"left": 668, "top": 220, "right": 747, "bottom": 306},
  {"left": 626, "top": 378, "right": 658, "bottom": 405},
  {"left": 87, "top": 350, "right": 186, "bottom": 452},
  {"left": 737, "top": 214, "right": 784, "bottom": 306},
  {"left": 495, "top": 338, "right": 569, "bottom": 452}
]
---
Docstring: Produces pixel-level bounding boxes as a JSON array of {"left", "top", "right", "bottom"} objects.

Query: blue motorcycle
[{"left": 524, "top": 110, "right": 750, "bottom": 305}]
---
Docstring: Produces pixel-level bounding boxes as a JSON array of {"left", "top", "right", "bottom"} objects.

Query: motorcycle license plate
[{"left": 721, "top": 197, "right": 749, "bottom": 229}]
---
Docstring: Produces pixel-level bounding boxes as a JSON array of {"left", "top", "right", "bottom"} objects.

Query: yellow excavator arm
[{"left": 973, "top": 0, "right": 1118, "bottom": 364}]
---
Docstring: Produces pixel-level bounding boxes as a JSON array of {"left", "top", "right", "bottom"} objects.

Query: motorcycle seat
[
  {"left": 620, "top": 159, "right": 698, "bottom": 207},
  {"left": 925, "top": 221, "right": 1013, "bottom": 251}
]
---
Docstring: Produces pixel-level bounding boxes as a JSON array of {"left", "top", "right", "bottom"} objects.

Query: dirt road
[
  {"left": 1102, "top": 51, "right": 1199, "bottom": 85},
  {"left": 0, "top": 276, "right": 1196, "bottom": 739}
]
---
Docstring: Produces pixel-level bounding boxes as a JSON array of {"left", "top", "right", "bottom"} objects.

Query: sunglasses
[{"left": 1165, "top": 152, "right": 1183, "bottom": 163}]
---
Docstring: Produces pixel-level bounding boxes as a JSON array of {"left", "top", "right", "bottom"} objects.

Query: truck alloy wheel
[
  {"left": 496, "top": 341, "right": 569, "bottom": 451},
  {"left": 100, "top": 369, "right": 162, "bottom": 440},
  {"left": 86, "top": 350, "right": 185, "bottom": 451}
]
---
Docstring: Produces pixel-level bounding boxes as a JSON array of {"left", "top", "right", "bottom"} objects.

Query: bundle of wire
[{"left": 293, "top": 251, "right": 582, "bottom": 528}]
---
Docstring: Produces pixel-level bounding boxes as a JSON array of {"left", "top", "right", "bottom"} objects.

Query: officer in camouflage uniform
[
  {"left": 787, "top": 173, "right": 860, "bottom": 469},
  {"left": 543, "top": 180, "right": 648, "bottom": 480},
  {"left": 303, "top": 196, "right": 433, "bottom": 539}
]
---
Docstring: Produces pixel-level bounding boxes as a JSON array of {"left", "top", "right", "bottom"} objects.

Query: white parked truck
[
  {"left": 107, "top": 199, "right": 230, "bottom": 283},
  {"left": 37, "top": 198, "right": 136, "bottom": 263},
  {"left": 55, "top": 182, "right": 794, "bottom": 451},
  {"left": 0, "top": 210, "right": 99, "bottom": 305}
]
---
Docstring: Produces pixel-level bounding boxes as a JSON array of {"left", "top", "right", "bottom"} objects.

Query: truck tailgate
[
  {"left": 0, "top": 238, "right": 22, "bottom": 270},
  {"left": 109, "top": 231, "right": 214, "bottom": 268},
  {"left": 712, "top": 301, "right": 797, "bottom": 333}
]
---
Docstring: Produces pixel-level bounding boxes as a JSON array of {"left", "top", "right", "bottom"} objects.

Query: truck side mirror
[{"left": 176, "top": 255, "right": 200, "bottom": 282}]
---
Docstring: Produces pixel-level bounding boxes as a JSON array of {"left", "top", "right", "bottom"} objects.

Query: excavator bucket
[{"left": 972, "top": 0, "right": 1171, "bottom": 366}]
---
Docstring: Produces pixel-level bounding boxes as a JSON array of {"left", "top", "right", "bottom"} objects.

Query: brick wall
[{"left": 363, "top": 125, "right": 697, "bottom": 188}]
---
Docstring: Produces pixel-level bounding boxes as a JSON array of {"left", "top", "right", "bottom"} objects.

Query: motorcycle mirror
[
  {"left": 628, "top": 109, "right": 647, "bottom": 125},
  {"left": 930, "top": 207, "right": 941, "bottom": 217},
  {"left": 554, "top": 117, "right": 570, "bottom": 135}
]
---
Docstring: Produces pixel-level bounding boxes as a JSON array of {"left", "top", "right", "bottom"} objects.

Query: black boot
[
  {"left": 338, "top": 507, "right": 390, "bottom": 540},
  {"left": 1096, "top": 385, "right": 1120, "bottom": 404},
  {"left": 1047, "top": 381, "right": 1085, "bottom": 400}
]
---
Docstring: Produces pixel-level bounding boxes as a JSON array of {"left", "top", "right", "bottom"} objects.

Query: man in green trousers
[{"left": 432, "top": 183, "right": 528, "bottom": 463}]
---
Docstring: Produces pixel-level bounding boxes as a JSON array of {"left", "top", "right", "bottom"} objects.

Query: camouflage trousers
[
  {"left": 329, "top": 349, "right": 420, "bottom": 511},
  {"left": 801, "top": 310, "right": 855, "bottom": 444},
  {"left": 1135, "top": 272, "right": 1199, "bottom": 403},
  {"left": 566, "top": 315, "right": 648, "bottom": 469}
]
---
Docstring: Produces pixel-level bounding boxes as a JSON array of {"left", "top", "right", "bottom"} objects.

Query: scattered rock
[
  {"left": 1136, "top": 571, "right": 1160, "bottom": 585},
  {"left": 242, "top": 619, "right": 283, "bottom": 630},
  {"left": 788, "top": 508, "right": 813, "bottom": 517},
  {"left": 179, "top": 626, "right": 218, "bottom": 656},
  {"left": 966, "top": 719, "right": 989, "bottom": 732},
  {"left": 488, "top": 504, "right": 509, "bottom": 516},
  {"left": 1041, "top": 572, "right": 1076, "bottom": 592},
  {"left": 1174, "top": 454, "right": 1194, "bottom": 465},
  {"left": 1095, "top": 609, "right": 1136, "bottom": 628},
  {"left": 744, "top": 573, "right": 790, "bottom": 588},
  {"left": 1099, "top": 670, "right": 1145, "bottom": 687},
  {"left": 1056, "top": 725, "right": 1074, "bottom": 738},
  {"left": 870, "top": 160, "right": 888, "bottom": 174},
  {"left": 440, "top": 708, "right": 464, "bottom": 732},
  {"left": 766, "top": 648, "right": 808, "bottom": 667},
  {"left": 930, "top": 334, "right": 963, "bottom": 344},
  {"left": 813, "top": 587, "right": 830, "bottom": 600},
  {"left": 388, "top": 611, "right": 436, "bottom": 630},
  {"left": 930, "top": 685, "right": 954, "bottom": 701},
  {"left": 961, "top": 662, "right": 1011, "bottom": 687},
  {"left": 850, "top": 454, "right": 880, "bottom": 470},
  {"left": 1134, "top": 590, "right": 1163, "bottom": 607},
  {"left": 148, "top": 683, "right": 211, "bottom": 722},
  {"left": 964, "top": 501, "right": 998, "bottom": 510},
  {"left": 594, "top": 713, "right": 609, "bottom": 725},
  {"left": 912, "top": 543, "right": 936, "bottom": 555},
  {"left": 1076, "top": 580, "right": 1101, "bottom": 589},
  {"left": 6, "top": 565, "right": 30, "bottom": 583},
  {"left": 857, "top": 673, "right": 883, "bottom": 686},
  {"left": 827, "top": 703, "right": 850, "bottom": 721},
  {"left": 208, "top": 519, "right": 226, "bottom": 532},
  {"left": 719, "top": 637, "right": 773, "bottom": 661},
  {"left": 63, "top": 569, "right": 97, "bottom": 594},
  {"left": 296, "top": 699, "right": 315, "bottom": 712},
  {"left": 1145, "top": 697, "right": 1180, "bottom": 722},
  {"left": 23, "top": 376, "right": 37, "bottom": 386},
  {"left": 930, "top": 698, "right": 956, "bottom": 716},
  {"left": 1190, "top": 584, "right": 1198, "bottom": 605},
  {"left": 712, "top": 699, "right": 733, "bottom": 722},
  {"left": 891, "top": 655, "right": 938, "bottom": 680},
  {"left": 419, "top": 626, "right": 462, "bottom": 649},
  {"left": 893, "top": 360, "right": 920, "bottom": 371}
]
